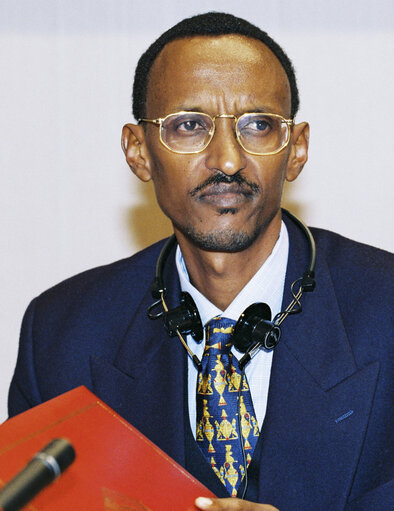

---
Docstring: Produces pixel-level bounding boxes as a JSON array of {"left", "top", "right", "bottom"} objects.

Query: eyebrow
[
  {"left": 244, "top": 105, "right": 272, "bottom": 113},
  {"left": 170, "top": 106, "right": 205, "bottom": 113},
  {"left": 166, "top": 105, "right": 275, "bottom": 114}
]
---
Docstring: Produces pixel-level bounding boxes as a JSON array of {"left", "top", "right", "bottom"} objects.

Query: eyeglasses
[{"left": 139, "top": 111, "right": 294, "bottom": 155}]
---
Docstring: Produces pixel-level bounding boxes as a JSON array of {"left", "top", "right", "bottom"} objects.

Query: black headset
[{"left": 147, "top": 209, "right": 316, "bottom": 371}]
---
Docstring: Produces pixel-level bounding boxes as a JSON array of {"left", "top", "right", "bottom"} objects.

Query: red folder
[{"left": 0, "top": 386, "right": 215, "bottom": 510}]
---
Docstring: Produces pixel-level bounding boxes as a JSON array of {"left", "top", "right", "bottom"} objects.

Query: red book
[{"left": 0, "top": 386, "right": 215, "bottom": 510}]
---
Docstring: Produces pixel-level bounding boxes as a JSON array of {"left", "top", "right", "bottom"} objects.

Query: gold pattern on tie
[{"left": 196, "top": 317, "right": 259, "bottom": 497}]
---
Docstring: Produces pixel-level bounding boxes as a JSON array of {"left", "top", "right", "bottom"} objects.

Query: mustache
[{"left": 190, "top": 172, "right": 260, "bottom": 197}]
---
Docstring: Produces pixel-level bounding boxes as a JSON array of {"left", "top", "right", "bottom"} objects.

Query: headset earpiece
[
  {"left": 162, "top": 292, "right": 203, "bottom": 341},
  {"left": 233, "top": 303, "right": 281, "bottom": 352}
]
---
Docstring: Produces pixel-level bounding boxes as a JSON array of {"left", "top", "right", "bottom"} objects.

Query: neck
[{"left": 175, "top": 214, "right": 282, "bottom": 311}]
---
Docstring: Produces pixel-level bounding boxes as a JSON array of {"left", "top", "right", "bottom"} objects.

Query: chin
[{"left": 180, "top": 225, "right": 260, "bottom": 253}]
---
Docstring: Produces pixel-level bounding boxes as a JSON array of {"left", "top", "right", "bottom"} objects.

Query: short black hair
[{"left": 132, "top": 12, "right": 299, "bottom": 120}]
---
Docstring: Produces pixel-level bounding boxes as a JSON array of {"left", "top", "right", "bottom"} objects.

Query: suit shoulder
[
  {"left": 31, "top": 239, "right": 168, "bottom": 320},
  {"left": 37, "top": 239, "right": 166, "bottom": 299},
  {"left": 310, "top": 227, "right": 393, "bottom": 283}
]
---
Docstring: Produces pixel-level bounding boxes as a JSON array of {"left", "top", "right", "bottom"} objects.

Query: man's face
[{"left": 137, "top": 35, "right": 304, "bottom": 252}]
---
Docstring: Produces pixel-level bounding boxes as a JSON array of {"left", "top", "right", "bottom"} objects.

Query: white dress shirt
[{"left": 175, "top": 221, "right": 289, "bottom": 437}]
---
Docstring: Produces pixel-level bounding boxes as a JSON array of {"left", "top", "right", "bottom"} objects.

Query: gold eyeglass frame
[{"left": 139, "top": 111, "right": 294, "bottom": 156}]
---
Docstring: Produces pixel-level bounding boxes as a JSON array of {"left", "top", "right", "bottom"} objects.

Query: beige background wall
[{"left": 1, "top": 0, "right": 393, "bottom": 422}]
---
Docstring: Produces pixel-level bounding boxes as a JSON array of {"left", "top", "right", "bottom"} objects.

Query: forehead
[{"left": 146, "top": 35, "right": 291, "bottom": 117}]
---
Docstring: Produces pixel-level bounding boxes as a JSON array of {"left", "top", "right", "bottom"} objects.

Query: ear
[
  {"left": 285, "top": 122, "right": 310, "bottom": 182},
  {"left": 121, "top": 123, "right": 152, "bottom": 182}
]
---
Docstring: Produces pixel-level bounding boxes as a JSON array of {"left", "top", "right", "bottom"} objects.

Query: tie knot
[{"left": 205, "top": 317, "right": 236, "bottom": 351}]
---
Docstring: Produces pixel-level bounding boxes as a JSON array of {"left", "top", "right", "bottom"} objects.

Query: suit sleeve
[{"left": 8, "top": 299, "right": 43, "bottom": 417}]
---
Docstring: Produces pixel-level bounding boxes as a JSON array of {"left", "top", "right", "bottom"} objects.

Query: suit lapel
[
  {"left": 90, "top": 245, "right": 189, "bottom": 467},
  {"left": 246, "top": 216, "right": 380, "bottom": 510},
  {"left": 280, "top": 214, "right": 357, "bottom": 389}
]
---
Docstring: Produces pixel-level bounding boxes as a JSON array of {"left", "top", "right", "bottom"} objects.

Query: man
[{"left": 8, "top": 12, "right": 393, "bottom": 511}]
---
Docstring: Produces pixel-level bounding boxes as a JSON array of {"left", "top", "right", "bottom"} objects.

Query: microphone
[{"left": 0, "top": 438, "right": 75, "bottom": 511}]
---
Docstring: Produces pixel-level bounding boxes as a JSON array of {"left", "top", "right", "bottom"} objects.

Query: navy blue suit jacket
[{"left": 8, "top": 215, "right": 394, "bottom": 510}]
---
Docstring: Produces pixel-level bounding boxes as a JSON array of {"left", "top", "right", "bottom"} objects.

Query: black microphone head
[{"left": 39, "top": 439, "right": 75, "bottom": 474}]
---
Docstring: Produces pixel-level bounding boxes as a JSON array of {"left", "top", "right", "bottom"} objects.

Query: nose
[{"left": 204, "top": 117, "right": 246, "bottom": 175}]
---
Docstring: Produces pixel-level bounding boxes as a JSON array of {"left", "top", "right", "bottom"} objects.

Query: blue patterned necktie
[{"left": 196, "top": 316, "right": 259, "bottom": 497}]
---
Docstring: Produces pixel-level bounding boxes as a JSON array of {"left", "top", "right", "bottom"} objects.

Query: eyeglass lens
[{"left": 161, "top": 113, "right": 289, "bottom": 154}]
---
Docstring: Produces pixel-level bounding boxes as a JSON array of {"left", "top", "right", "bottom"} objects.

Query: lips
[
  {"left": 189, "top": 173, "right": 260, "bottom": 210},
  {"left": 200, "top": 182, "right": 251, "bottom": 196},
  {"left": 197, "top": 183, "right": 255, "bottom": 207}
]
